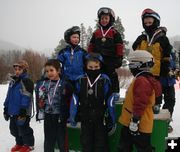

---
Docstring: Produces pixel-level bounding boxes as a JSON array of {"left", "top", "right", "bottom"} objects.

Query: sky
[{"left": 0, "top": 0, "right": 180, "bottom": 52}]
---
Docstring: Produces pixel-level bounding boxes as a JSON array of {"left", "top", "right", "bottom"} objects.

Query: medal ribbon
[
  {"left": 147, "top": 30, "right": 161, "bottom": 46},
  {"left": 87, "top": 74, "right": 101, "bottom": 88},
  {"left": 100, "top": 26, "right": 113, "bottom": 37},
  {"left": 47, "top": 79, "right": 60, "bottom": 106}
]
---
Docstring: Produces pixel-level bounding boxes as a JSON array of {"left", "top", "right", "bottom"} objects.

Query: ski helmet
[
  {"left": 128, "top": 50, "right": 154, "bottom": 71},
  {"left": 85, "top": 53, "right": 103, "bottom": 64},
  {"left": 141, "top": 8, "right": 161, "bottom": 29},
  {"left": 97, "top": 7, "right": 115, "bottom": 24},
  {"left": 64, "top": 26, "right": 80, "bottom": 43},
  {"left": 13, "top": 60, "right": 29, "bottom": 71}
]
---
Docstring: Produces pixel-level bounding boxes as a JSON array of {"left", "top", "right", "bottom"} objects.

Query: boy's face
[
  {"left": 70, "top": 34, "right": 80, "bottom": 46},
  {"left": 14, "top": 66, "right": 23, "bottom": 77},
  {"left": 87, "top": 61, "right": 101, "bottom": 70},
  {"left": 143, "top": 17, "right": 154, "bottom": 26},
  {"left": 100, "top": 14, "right": 110, "bottom": 27},
  {"left": 45, "top": 65, "right": 60, "bottom": 80}
]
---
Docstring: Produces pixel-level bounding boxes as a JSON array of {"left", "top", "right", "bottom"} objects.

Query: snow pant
[
  {"left": 117, "top": 126, "right": 154, "bottom": 152},
  {"left": 80, "top": 120, "right": 108, "bottom": 152},
  {"left": 103, "top": 65, "right": 119, "bottom": 93},
  {"left": 161, "top": 85, "right": 176, "bottom": 116},
  {"left": 44, "top": 113, "right": 67, "bottom": 152},
  {"left": 9, "top": 116, "right": 34, "bottom": 146}
]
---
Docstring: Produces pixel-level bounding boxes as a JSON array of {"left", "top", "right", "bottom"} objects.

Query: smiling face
[
  {"left": 143, "top": 17, "right": 154, "bottom": 26},
  {"left": 13, "top": 66, "right": 23, "bottom": 77},
  {"left": 100, "top": 14, "right": 110, "bottom": 27},
  {"left": 70, "top": 33, "right": 80, "bottom": 46},
  {"left": 45, "top": 65, "right": 60, "bottom": 80}
]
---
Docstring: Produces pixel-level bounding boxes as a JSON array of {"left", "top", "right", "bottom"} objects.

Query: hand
[
  {"left": 114, "top": 57, "right": 123, "bottom": 68},
  {"left": 153, "top": 104, "right": 161, "bottom": 114},
  {"left": 129, "top": 116, "right": 140, "bottom": 136},
  {"left": 19, "top": 108, "right": 27, "bottom": 117},
  {"left": 3, "top": 107, "right": 10, "bottom": 121}
]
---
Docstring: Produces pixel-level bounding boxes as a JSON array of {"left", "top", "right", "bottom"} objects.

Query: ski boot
[
  {"left": 19, "top": 145, "right": 34, "bottom": 152},
  {"left": 11, "top": 145, "right": 23, "bottom": 152}
]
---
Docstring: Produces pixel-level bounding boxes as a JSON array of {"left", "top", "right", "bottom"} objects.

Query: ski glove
[
  {"left": 153, "top": 104, "right": 161, "bottom": 114},
  {"left": 3, "top": 107, "right": 10, "bottom": 121},
  {"left": 19, "top": 108, "right": 27, "bottom": 117},
  {"left": 129, "top": 116, "right": 140, "bottom": 136},
  {"left": 114, "top": 57, "right": 123, "bottom": 68}
]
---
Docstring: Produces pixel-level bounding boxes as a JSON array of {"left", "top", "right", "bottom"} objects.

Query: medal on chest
[
  {"left": 88, "top": 88, "right": 94, "bottom": 95},
  {"left": 101, "top": 37, "right": 106, "bottom": 42},
  {"left": 100, "top": 26, "right": 113, "bottom": 43},
  {"left": 87, "top": 74, "right": 101, "bottom": 95}
]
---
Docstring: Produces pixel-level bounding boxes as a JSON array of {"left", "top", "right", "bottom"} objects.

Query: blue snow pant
[
  {"left": 44, "top": 113, "right": 67, "bottom": 152},
  {"left": 9, "top": 116, "right": 34, "bottom": 146},
  {"left": 117, "top": 126, "right": 154, "bottom": 152}
]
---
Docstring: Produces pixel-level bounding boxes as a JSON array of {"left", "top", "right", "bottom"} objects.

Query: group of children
[{"left": 3, "top": 7, "right": 178, "bottom": 152}]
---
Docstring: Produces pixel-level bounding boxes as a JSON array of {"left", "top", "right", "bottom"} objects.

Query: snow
[{"left": 0, "top": 84, "right": 180, "bottom": 151}]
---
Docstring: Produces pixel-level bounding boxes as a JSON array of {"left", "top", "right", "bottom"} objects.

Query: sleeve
[
  {"left": 3, "top": 85, "right": 11, "bottom": 107},
  {"left": 132, "top": 35, "right": 143, "bottom": 50},
  {"left": 69, "top": 93, "right": 79, "bottom": 122},
  {"left": 114, "top": 31, "right": 124, "bottom": 57},
  {"left": 57, "top": 49, "right": 65, "bottom": 63},
  {"left": 132, "top": 76, "right": 153, "bottom": 117},
  {"left": 20, "top": 78, "right": 34, "bottom": 108},
  {"left": 88, "top": 33, "right": 95, "bottom": 53}
]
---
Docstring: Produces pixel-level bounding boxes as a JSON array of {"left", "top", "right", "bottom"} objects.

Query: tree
[
  {"left": 53, "top": 39, "right": 67, "bottom": 58},
  {"left": 86, "top": 26, "right": 93, "bottom": 46},
  {"left": 80, "top": 23, "right": 87, "bottom": 49}
]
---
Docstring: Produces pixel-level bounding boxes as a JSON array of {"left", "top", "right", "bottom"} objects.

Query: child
[
  {"left": 3, "top": 60, "right": 34, "bottom": 152},
  {"left": 37, "top": 59, "right": 72, "bottom": 152},
  {"left": 117, "top": 51, "right": 162, "bottom": 152},
  {"left": 57, "top": 26, "right": 87, "bottom": 88},
  {"left": 88, "top": 7, "right": 124, "bottom": 101},
  {"left": 70, "top": 53, "right": 116, "bottom": 152}
]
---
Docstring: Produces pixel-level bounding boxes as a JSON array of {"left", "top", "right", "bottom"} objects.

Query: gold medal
[{"left": 101, "top": 37, "right": 106, "bottom": 42}]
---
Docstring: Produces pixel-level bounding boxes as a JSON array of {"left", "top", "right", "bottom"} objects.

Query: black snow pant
[
  {"left": 44, "top": 113, "right": 67, "bottom": 152},
  {"left": 161, "top": 85, "right": 176, "bottom": 116},
  {"left": 103, "top": 65, "right": 119, "bottom": 93},
  {"left": 9, "top": 116, "right": 34, "bottom": 146},
  {"left": 117, "top": 126, "right": 153, "bottom": 152},
  {"left": 81, "top": 120, "right": 108, "bottom": 152}
]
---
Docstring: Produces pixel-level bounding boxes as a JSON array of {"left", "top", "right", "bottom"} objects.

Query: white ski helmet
[{"left": 128, "top": 50, "right": 154, "bottom": 71}]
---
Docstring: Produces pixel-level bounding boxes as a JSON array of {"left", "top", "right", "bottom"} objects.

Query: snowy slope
[{"left": 0, "top": 84, "right": 180, "bottom": 152}]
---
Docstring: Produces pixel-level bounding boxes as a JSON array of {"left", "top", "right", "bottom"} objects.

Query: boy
[
  {"left": 37, "top": 59, "right": 72, "bottom": 152},
  {"left": 88, "top": 7, "right": 124, "bottom": 101},
  {"left": 3, "top": 60, "right": 34, "bottom": 152},
  {"left": 118, "top": 51, "right": 162, "bottom": 152},
  {"left": 70, "top": 53, "right": 116, "bottom": 152},
  {"left": 57, "top": 26, "right": 87, "bottom": 88}
]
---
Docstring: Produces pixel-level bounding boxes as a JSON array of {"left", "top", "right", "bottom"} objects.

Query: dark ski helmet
[
  {"left": 97, "top": 7, "right": 115, "bottom": 25},
  {"left": 85, "top": 53, "right": 103, "bottom": 64},
  {"left": 141, "top": 8, "right": 161, "bottom": 30},
  {"left": 64, "top": 26, "right": 80, "bottom": 43}
]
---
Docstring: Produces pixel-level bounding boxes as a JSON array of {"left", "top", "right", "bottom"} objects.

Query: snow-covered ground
[{"left": 0, "top": 83, "right": 180, "bottom": 152}]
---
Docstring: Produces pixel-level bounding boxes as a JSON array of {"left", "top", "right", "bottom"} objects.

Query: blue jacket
[
  {"left": 4, "top": 73, "right": 34, "bottom": 116},
  {"left": 70, "top": 74, "right": 116, "bottom": 126},
  {"left": 57, "top": 45, "right": 87, "bottom": 81},
  {"left": 160, "top": 51, "right": 176, "bottom": 87}
]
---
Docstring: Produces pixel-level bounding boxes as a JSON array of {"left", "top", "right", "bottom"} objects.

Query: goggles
[{"left": 98, "top": 7, "right": 115, "bottom": 18}]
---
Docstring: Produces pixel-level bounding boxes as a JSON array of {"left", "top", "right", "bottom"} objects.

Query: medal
[
  {"left": 101, "top": 37, "right": 106, "bottom": 42},
  {"left": 70, "top": 55, "right": 74, "bottom": 60},
  {"left": 88, "top": 89, "right": 94, "bottom": 95}
]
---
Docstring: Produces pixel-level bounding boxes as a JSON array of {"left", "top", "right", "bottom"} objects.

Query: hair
[{"left": 44, "top": 59, "right": 62, "bottom": 71}]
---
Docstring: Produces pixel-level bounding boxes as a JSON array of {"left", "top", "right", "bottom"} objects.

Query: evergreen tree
[
  {"left": 53, "top": 39, "right": 67, "bottom": 58},
  {"left": 86, "top": 26, "right": 93, "bottom": 46},
  {"left": 80, "top": 23, "right": 87, "bottom": 49}
]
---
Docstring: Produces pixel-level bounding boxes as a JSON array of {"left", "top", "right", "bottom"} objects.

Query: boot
[
  {"left": 19, "top": 145, "right": 34, "bottom": 152},
  {"left": 11, "top": 145, "right": 23, "bottom": 152}
]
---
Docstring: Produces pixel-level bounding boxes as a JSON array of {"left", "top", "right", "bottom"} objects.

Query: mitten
[
  {"left": 3, "top": 107, "right": 10, "bottom": 121},
  {"left": 19, "top": 108, "right": 27, "bottom": 117},
  {"left": 129, "top": 116, "right": 140, "bottom": 136}
]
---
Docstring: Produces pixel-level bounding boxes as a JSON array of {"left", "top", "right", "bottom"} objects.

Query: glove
[
  {"left": 19, "top": 108, "right": 27, "bottom": 117},
  {"left": 114, "top": 57, "right": 123, "bottom": 68},
  {"left": 129, "top": 116, "right": 140, "bottom": 136},
  {"left": 16, "top": 116, "right": 27, "bottom": 126},
  {"left": 153, "top": 104, "right": 161, "bottom": 114},
  {"left": 113, "top": 92, "right": 120, "bottom": 102},
  {"left": 3, "top": 107, "right": 10, "bottom": 121}
]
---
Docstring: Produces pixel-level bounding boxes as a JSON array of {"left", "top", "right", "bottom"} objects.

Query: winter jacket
[
  {"left": 70, "top": 74, "right": 116, "bottom": 125},
  {"left": 132, "top": 27, "right": 172, "bottom": 77},
  {"left": 57, "top": 45, "right": 87, "bottom": 81},
  {"left": 4, "top": 73, "right": 34, "bottom": 116},
  {"left": 38, "top": 79, "right": 72, "bottom": 120},
  {"left": 88, "top": 27, "right": 123, "bottom": 68},
  {"left": 119, "top": 72, "right": 162, "bottom": 133}
]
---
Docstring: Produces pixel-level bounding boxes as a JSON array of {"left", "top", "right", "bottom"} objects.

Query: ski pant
[
  {"left": 44, "top": 113, "right": 67, "bottom": 152},
  {"left": 161, "top": 85, "right": 176, "bottom": 116},
  {"left": 103, "top": 65, "right": 119, "bottom": 93},
  {"left": 117, "top": 126, "right": 154, "bottom": 152},
  {"left": 9, "top": 116, "right": 34, "bottom": 146},
  {"left": 80, "top": 120, "right": 108, "bottom": 152}
]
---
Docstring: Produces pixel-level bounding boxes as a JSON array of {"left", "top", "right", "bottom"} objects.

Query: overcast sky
[{"left": 0, "top": 0, "right": 180, "bottom": 52}]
